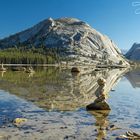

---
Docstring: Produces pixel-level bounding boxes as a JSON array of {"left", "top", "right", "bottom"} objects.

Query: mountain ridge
[
  {"left": 125, "top": 43, "right": 140, "bottom": 61},
  {"left": 0, "top": 17, "right": 129, "bottom": 65}
]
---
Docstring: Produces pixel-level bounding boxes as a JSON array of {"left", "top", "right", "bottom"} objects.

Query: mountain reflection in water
[
  {"left": 125, "top": 68, "right": 140, "bottom": 88},
  {"left": 0, "top": 67, "right": 127, "bottom": 111},
  {"left": 1, "top": 67, "right": 140, "bottom": 139}
]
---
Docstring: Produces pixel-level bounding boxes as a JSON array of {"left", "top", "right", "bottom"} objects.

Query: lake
[{"left": 0, "top": 67, "right": 140, "bottom": 140}]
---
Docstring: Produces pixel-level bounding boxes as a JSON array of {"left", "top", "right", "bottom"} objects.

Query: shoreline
[{"left": 0, "top": 63, "right": 128, "bottom": 69}]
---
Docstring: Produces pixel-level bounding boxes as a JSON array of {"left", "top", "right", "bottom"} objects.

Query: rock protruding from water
[
  {"left": 86, "top": 99, "right": 110, "bottom": 110},
  {"left": 86, "top": 78, "right": 111, "bottom": 110}
]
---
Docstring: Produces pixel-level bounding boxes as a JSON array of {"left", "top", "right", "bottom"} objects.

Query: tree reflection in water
[{"left": 0, "top": 67, "right": 128, "bottom": 111}]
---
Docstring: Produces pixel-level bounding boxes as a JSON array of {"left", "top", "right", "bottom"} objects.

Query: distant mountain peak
[{"left": 125, "top": 43, "right": 140, "bottom": 61}]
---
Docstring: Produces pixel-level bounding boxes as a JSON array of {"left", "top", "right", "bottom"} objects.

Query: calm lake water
[{"left": 0, "top": 67, "right": 140, "bottom": 140}]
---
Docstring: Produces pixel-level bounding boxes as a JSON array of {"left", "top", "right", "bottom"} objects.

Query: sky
[{"left": 0, "top": 0, "right": 139, "bottom": 50}]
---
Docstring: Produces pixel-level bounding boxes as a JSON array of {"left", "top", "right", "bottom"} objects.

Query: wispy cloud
[{"left": 132, "top": 1, "right": 140, "bottom": 14}]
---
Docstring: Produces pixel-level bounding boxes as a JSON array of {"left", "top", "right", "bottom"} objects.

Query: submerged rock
[{"left": 13, "top": 118, "right": 27, "bottom": 126}]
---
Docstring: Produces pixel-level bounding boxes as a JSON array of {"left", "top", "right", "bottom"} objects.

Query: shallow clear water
[{"left": 0, "top": 67, "right": 140, "bottom": 139}]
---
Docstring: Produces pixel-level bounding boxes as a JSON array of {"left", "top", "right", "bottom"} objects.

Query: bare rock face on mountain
[
  {"left": 125, "top": 43, "right": 140, "bottom": 61},
  {"left": 0, "top": 17, "right": 128, "bottom": 65}
]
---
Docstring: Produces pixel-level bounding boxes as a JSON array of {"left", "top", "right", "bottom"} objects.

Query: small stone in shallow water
[
  {"left": 111, "top": 89, "right": 115, "bottom": 92},
  {"left": 116, "top": 135, "right": 128, "bottom": 140},
  {"left": 8, "top": 124, "right": 13, "bottom": 127},
  {"left": 107, "top": 124, "right": 121, "bottom": 131},
  {"left": 60, "top": 126, "right": 67, "bottom": 129},
  {"left": 13, "top": 118, "right": 27, "bottom": 126},
  {"left": 116, "top": 131, "right": 140, "bottom": 140},
  {"left": 94, "top": 129, "right": 97, "bottom": 132},
  {"left": 24, "top": 131, "right": 30, "bottom": 134},
  {"left": 64, "top": 135, "right": 76, "bottom": 139}
]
